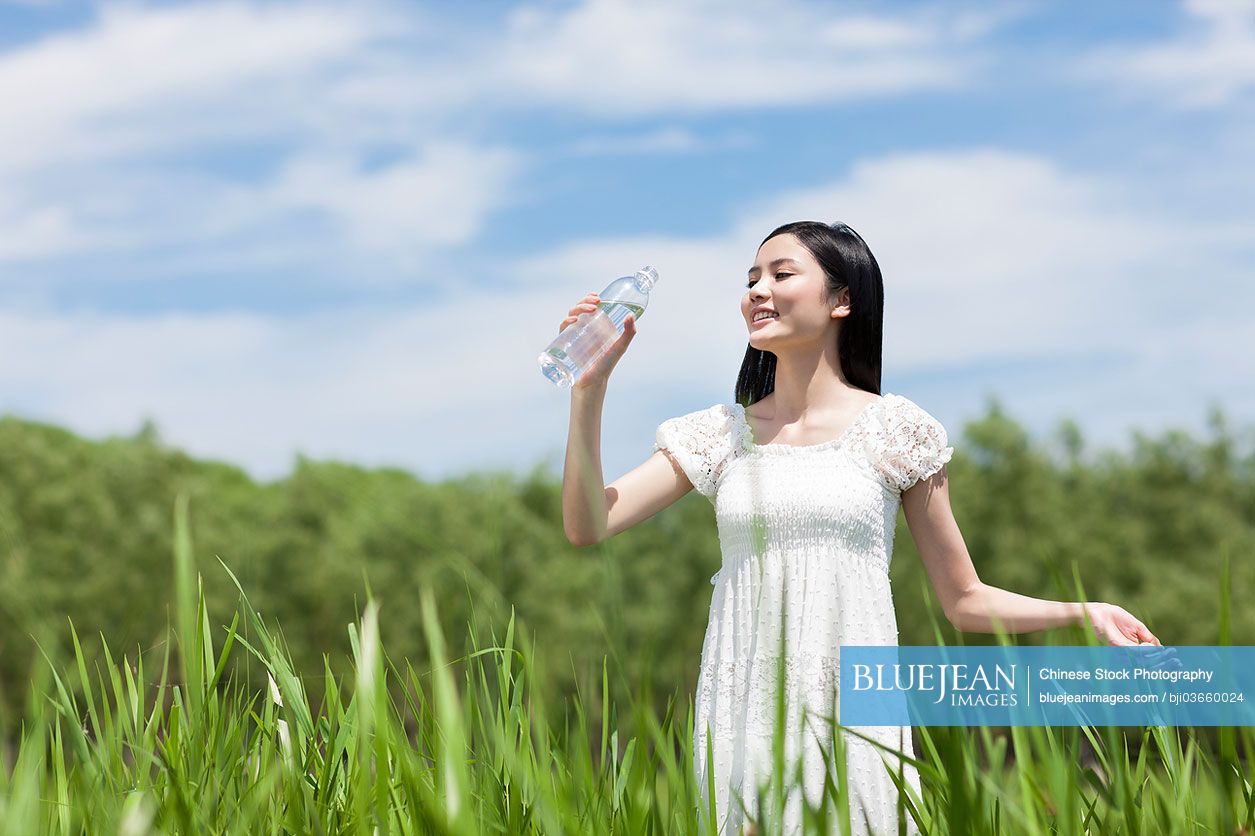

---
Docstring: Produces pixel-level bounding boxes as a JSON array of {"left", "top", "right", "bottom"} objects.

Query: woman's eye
[{"left": 745, "top": 272, "right": 790, "bottom": 289}]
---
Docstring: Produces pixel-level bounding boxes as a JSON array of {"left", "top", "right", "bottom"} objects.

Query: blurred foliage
[{"left": 0, "top": 395, "right": 1251, "bottom": 730}]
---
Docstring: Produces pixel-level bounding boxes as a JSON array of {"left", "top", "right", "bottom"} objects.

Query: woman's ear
[{"left": 830, "top": 287, "right": 851, "bottom": 317}]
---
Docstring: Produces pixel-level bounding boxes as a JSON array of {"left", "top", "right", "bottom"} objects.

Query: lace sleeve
[
  {"left": 870, "top": 395, "right": 954, "bottom": 493},
  {"left": 652, "top": 404, "right": 736, "bottom": 503}
]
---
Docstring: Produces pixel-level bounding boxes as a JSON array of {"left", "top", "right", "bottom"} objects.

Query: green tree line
[{"left": 0, "top": 397, "right": 1251, "bottom": 724}]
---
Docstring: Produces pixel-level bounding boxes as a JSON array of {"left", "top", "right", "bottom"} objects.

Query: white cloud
[
  {"left": 570, "top": 127, "right": 701, "bottom": 155},
  {"left": 0, "top": 193, "right": 75, "bottom": 260},
  {"left": 563, "top": 127, "right": 753, "bottom": 156},
  {"left": 1079, "top": 0, "right": 1255, "bottom": 108},
  {"left": 0, "top": 2, "right": 381, "bottom": 173},
  {"left": 0, "top": 292, "right": 595, "bottom": 479},
  {"left": 0, "top": 2, "right": 530, "bottom": 272},
  {"left": 482, "top": 0, "right": 1009, "bottom": 117},
  {"left": 265, "top": 143, "right": 522, "bottom": 253},
  {"left": 196, "top": 140, "right": 526, "bottom": 266},
  {"left": 0, "top": 138, "right": 524, "bottom": 275}
]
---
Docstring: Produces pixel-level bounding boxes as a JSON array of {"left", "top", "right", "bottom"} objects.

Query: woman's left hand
[{"left": 1081, "top": 602, "right": 1161, "bottom": 646}]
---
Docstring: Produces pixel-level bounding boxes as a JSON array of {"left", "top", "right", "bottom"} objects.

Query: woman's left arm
[{"left": 900, "top": 466, "right": 1161, "bottom": 647}]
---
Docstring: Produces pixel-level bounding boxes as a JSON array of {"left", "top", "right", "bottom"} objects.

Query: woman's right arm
[
  {"left": 563, "top": 384, "right": 612, "bottom": 546},
  {"left": 563, "top": 382, "right": 696, "bottom": 546},
  {"left": 558, "top": 295, "right": 694, "bottom": 547}
]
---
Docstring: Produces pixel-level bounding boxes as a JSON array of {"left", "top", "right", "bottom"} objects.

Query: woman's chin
[{"left": 749, "top": 324, "right": 779, "bottom": 338}]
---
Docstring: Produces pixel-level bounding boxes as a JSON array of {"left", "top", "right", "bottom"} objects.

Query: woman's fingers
[
  {"left": 605, "top": 313, "right": 636, "bottom": 353},
  {"left": 1106, "top": 607, "right": 1162, "bottom": 647},
  {"left": 564, "top": 299, "right": 599, "bottom": 320},
  {"left": 559, "top": 295, "right": 602, "bottom": 332}
]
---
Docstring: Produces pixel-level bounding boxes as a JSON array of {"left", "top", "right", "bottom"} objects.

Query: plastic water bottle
[{"left": 538, "top": 265, "right": 659, "bottom": 389}]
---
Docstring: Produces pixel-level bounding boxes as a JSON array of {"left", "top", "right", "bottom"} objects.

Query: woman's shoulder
[
  {"left": 864, "top": 392, "right": 954, "bottom": 492},
  {"left": 654, "top": 402, "right": 741, "bottom": 447},
  {"left": 877, "top": 392, "right": 944, "bottom": 430},
  {"left": 652, "top": 402, "right": 743, "bottom": 501}
]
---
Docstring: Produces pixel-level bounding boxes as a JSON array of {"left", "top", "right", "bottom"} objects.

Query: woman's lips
[{"left": 751, "top": 314, "right": 778, "bottom": 328}]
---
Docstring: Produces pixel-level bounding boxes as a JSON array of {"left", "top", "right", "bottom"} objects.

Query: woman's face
[{"left": 742, "top": 233, "right": 845, "bottom": 349}]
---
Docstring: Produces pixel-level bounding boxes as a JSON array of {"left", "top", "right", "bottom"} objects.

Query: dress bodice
[{"left": 653, "top": 393, "right": 954, "bottom": 573}]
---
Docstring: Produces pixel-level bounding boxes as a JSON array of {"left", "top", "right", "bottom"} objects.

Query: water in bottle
[{"left": 538, "top": 265, "right": 659, "bottom": 389}]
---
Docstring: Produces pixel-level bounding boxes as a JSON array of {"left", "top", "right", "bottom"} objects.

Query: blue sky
[{"left": 0, "top": 0, "right": 1251, "bottom": 481}]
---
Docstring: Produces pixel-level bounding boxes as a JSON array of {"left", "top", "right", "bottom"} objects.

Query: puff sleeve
[
  {"left": 652, "top": 404, "right": 738, "bottom": 503},
  {"left": 868, "top": 395, "right": 954, "bottom": 493}
]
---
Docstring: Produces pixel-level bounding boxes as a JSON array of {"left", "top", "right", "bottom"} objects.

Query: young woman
[{"left": 560, "top": 220, "right": 1161, "bottom": 836}]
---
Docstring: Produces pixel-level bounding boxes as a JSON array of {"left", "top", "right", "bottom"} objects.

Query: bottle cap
[{"left": 634, "top": 265, "right": 659, "bottom": 290}]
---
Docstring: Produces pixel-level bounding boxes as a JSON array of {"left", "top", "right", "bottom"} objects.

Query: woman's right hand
[
  {"left": 1080, "top": 602, "right": 1161, "bottom": 647},
  {"left": 558, "top": 291, "right": 638, "bottom": 390}
]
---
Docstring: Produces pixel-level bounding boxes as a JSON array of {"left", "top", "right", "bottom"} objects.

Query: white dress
[{"left": 653, "top": 392, "right": 953, "bottom": 836}]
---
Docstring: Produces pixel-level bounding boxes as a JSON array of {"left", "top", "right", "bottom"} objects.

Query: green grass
[{"left": 0, "top": 500, "right": 1252, "bottom": 835}]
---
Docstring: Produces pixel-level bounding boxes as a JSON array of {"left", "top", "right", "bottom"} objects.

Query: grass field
[{"left": 1, "top": 497, "right": 1251, "bottom": 835}]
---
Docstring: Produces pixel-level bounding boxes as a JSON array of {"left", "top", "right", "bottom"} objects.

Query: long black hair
[{"left": 734, "top": 221, "right": 885, "bottom": 408}]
